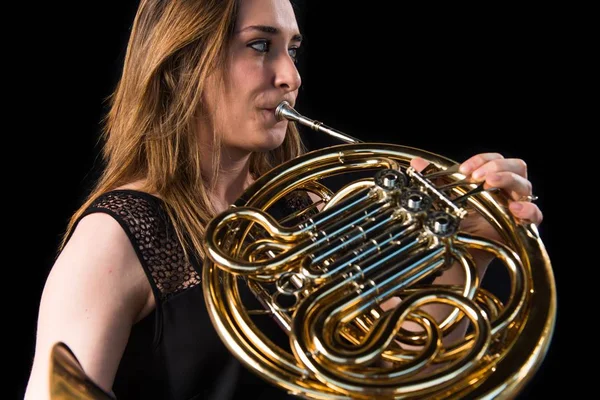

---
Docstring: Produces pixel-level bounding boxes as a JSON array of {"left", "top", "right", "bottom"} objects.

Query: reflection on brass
[{"left": 50, "top": 342, "right": 115, "bottom": 400}]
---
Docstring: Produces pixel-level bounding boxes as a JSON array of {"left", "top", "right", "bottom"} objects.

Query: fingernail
[
  {"left": 510, "top": 202, "right": 523, "bottom": 212},
  {"left": 459, "top": 163, "right": 470, "bottom": 174}
]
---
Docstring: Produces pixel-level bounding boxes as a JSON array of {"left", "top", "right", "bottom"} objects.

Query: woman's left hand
[{"left": 411, "top": 152, "right": 543, "bottom": 243}]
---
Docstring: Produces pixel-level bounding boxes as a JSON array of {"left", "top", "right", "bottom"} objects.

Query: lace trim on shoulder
[
  {"left": 86, "top": 190, "right": 201, "bottom": 301},
  {"left": 277, "top": 190, "right": 319, "bottom": 225}
]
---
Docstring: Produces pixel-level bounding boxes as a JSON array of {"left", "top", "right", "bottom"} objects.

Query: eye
[
  {"left": 288, "top": 47, "right": 299, "bottom": 63},
  {"left": 247, "top": 40, "right": 301, "bottom": 63},
  {"left": 248, "top": 40, "right": 270, "bottom": 53}
]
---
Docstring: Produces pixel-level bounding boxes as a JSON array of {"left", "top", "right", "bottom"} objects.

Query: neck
[{"left": 202, "top": 145, "right": 255, "bottom": 214}]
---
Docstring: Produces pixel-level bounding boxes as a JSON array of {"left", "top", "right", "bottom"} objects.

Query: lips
[
  {"left": 262, "top": 99, "right": 294, "bottom": 110},
  {"left": 259, "top": 108, "right": 276, "bottom": 123},
  {"left": 258, "top": 99, "right": 294, "bottom": 124}
]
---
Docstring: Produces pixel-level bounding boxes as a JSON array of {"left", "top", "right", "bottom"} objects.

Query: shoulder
[
  {"left": 61, "top": 189, "right": 171, "bottom": 289},
  {"left": 57, "top": 205, "right": 152, "bottom": 308},
  {"left": 64, "top": 210, "right": 139, "bottom": 264},
  {"left": 78, "top": 189, "right": 169, "bottom": 246},
  {"left": 47, "top": 191, "right": 161, "bottom": 331},
  {"left": 73, "top": 189, "right": 201, "bottom": 300},
  {"left": 87, "top": 189, "right": 165, "bottom": 218},
  {"left": 56, "top": 189, "right": 169, "bottom": 311}
]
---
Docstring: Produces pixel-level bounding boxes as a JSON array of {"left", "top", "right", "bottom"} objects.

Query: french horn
[{"left": 202, "top": 101, "right": 556, "bottom": 399}]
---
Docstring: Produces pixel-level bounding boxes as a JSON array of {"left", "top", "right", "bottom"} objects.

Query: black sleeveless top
[{"left": 75, "top": 189, "right": 317, "bottom": 400}]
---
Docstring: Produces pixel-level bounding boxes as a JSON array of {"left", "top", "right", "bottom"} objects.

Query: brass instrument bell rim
[{"left": 50, "top": 342, "right": 116, "bottom": 400}]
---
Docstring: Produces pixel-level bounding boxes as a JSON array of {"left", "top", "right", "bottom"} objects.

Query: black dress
[{"left": 72, "top": 189, "right": 316, "bottom": 400}]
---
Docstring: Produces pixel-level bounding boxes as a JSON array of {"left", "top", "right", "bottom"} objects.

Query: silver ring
[{"left": 518, "top": 194, "right": 538, "bottom": 202}]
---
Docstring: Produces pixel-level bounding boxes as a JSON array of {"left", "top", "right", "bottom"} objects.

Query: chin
[{"left": 253, "top": 126, "right": 288, "bottom": 152}]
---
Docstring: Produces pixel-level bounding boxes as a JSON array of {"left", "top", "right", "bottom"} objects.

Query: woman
[{"left": 25, "top": 0, "right": 543, "bottom": 399}]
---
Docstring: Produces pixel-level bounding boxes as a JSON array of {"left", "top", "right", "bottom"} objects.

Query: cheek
[
  {"left": 222, "top": 58, "right": 287, "bottom": 149},
  {"left": 231, "top": 60, "right": 263, "bottom": 98},
  {"left": 227, "top": 64, "right": 262, "bottom": 124}
]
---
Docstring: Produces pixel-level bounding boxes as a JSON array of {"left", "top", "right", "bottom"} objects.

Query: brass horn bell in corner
[
  {"left": 201, "top": 101, "right": 557, "bottom": 399},
  {"left": 50, "top": 342, "right": 115, "bottom": 400}
]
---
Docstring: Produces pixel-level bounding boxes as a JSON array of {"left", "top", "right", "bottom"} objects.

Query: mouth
[
  {"left": 260, "top": 108, "right": 282, "bottom": 124},
  {"left": 261, "top": 101, "right": 293, "bottom": 116}
]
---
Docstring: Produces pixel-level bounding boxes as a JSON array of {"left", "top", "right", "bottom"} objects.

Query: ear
[{"left": 410, "top": 157, "right": 430, "bottom": 173}]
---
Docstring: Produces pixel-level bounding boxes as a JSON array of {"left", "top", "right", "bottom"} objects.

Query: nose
[{"left": 273, "top": 53, "right": 301, "bottom": 93}]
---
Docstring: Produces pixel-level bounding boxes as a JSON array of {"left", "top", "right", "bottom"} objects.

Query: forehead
[{"left": 236, "top": 0, "right": 299, "bottom": 32}]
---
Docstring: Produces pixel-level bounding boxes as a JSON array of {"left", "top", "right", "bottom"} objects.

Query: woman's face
[{"left": 203, "top": 0, "right": 302, "bottom": 154}]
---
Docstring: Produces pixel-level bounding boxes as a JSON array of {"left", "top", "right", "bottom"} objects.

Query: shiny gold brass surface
[
  {"left": 202, "top": 103, "right": 556, "bottom": 399},
  {"left": 50, "top": 342, "right": 115, "bottom": 400}
]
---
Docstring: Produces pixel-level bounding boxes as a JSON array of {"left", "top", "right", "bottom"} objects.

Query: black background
[{"left": 14, "top": 1, "right": 576, "bottom": 398}]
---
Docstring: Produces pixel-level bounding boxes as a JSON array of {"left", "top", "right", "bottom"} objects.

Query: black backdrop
[{"left": 15, "top": 1, "right": 572, "bottom": 398}]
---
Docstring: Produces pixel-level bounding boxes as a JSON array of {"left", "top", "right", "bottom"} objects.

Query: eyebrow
[{"left": 238, "top": 25, "right": 303, "bottom": 42}]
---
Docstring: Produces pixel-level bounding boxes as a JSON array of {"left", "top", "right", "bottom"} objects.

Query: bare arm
[{"left": 25, "top": 213, "right": 154, "bottom": 400}]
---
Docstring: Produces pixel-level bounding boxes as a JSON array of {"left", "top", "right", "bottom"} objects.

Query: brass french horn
[{"left": 202, "top": 101, "right": 556, "bottom": 399}]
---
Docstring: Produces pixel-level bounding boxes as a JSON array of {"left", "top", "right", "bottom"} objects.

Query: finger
[
  {"left": 410, "top": 157, "right": 430, "bottom": 172},
  {"left": 459, "top": 153, "right": 504, "bottom": 176},
  {"left": 470, "top": 158, "right": 528, "bottom": 181},
  {"left": 484, "top": 171, "right": 532, "bottom": 201},
  {"left": 509, "top": 201, "right": 543, "bottom": 225}
]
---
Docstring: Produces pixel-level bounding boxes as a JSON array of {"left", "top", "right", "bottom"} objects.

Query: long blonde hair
[{"left": 61, "top": 0, "right": 305, "bottom": 259}]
